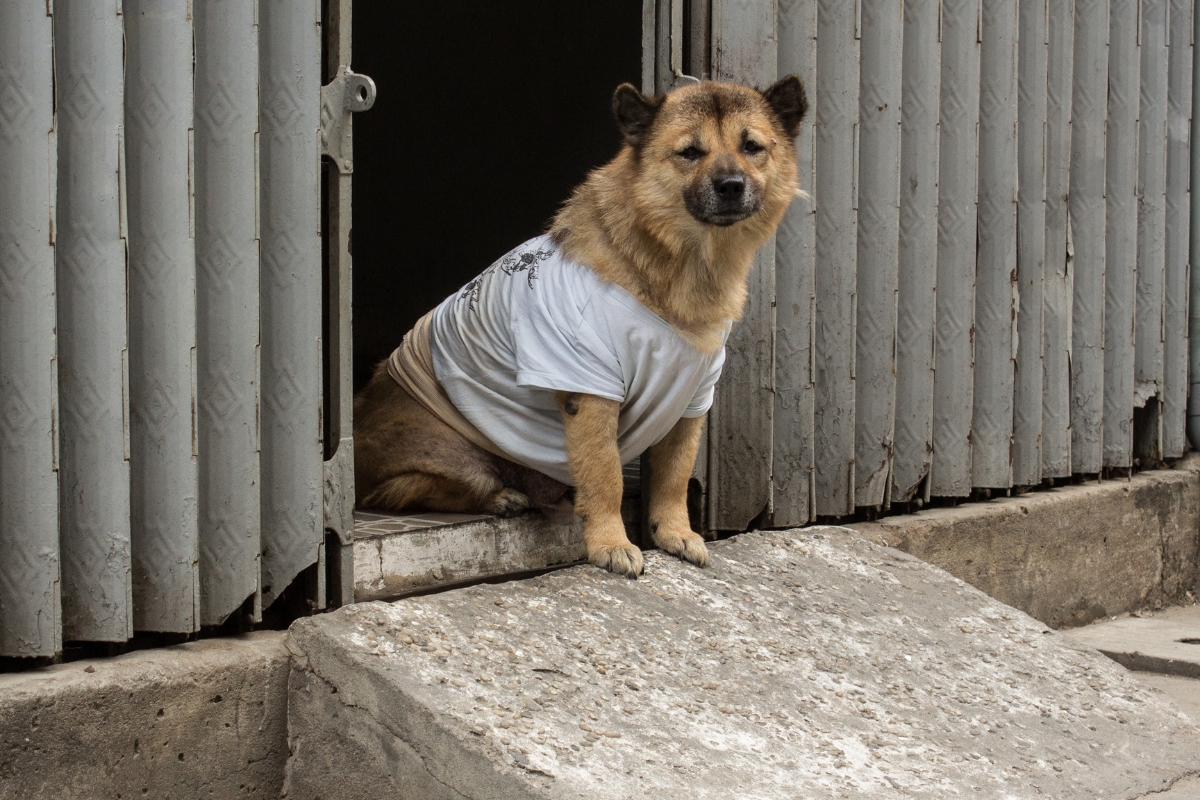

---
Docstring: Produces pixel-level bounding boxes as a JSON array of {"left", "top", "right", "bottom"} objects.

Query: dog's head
[{"left": 612, "top": 77, "right": 806, "bottom": 229}]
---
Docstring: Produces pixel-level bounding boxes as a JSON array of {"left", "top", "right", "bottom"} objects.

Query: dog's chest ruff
[{"left": 421, "top": 234, "right": 727, "bottom": 486}]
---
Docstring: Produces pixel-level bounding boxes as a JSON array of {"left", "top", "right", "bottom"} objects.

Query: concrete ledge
[
  {"left": 285, "top": 528, "right": 1200, "bottom": 799},
  {"left": 354, "top": 513, "right": 585, "bottom": 602},
  {"left": 849, "top": 456, "right": 1200, "bottom": 629},
  {"left": 0, "top": 632, "right": 289, "bottom": 800}
]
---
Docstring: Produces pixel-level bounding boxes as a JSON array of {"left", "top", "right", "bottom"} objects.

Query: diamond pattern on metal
[
  {"left": 258, "top": 0, "right": 323, "bottom": 610},
  {"left": 1132, "top": 0, "right": 1170, "bottom": 460},
  {"left": 1041, "top": 0, "right": 1076, "bottom": 478},
  {"left": 1161, "top": 0, "right": 1192, "bottom": 458},
  {"left": 1102, "top": 0, "right": 1141, "bottom": 467},
  {"left": 54, "top": 0, "right": 133, "bottom": 644},
  {"left": 930, "top": 0, "right": 981, "bottom": 497},
  {"left": 1069, "top": 0, "right": 1110, "bottom": 473},
  {"left": 0, "top": 3, "right": 59, "bottom": 657},
  {"left": 891, "top": 0, "right": 940, "bottom": 505}
]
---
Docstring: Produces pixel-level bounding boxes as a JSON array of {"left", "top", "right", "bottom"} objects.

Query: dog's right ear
[{"left": 612, "top": 83, "right": 662, "bottom": 147}]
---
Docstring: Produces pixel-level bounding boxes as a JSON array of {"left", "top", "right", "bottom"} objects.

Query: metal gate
[
  {"left": 0, "top": 0, "right": 371, "bottom": 658},
  {"left": 647, "top": 0, "right": 1197, "bottom": 529}
]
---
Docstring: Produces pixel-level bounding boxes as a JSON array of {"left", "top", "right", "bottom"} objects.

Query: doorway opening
[{"left": 352, "top": 1, "right": 643, "bottom": 390}]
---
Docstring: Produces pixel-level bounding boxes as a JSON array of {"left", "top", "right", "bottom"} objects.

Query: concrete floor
[{"left": 1065, "top": 607, "right": 1200, "bottom": 799}]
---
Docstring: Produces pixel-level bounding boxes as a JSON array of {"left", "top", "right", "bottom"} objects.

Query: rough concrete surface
[
  {"left": 285, "top": 527, "right": 1199, "bottom": 799},
  {"left": 1065, "top": 605, "right": 1200, "bottom": 678},
  {"left": 851, "top": 456, "right": 1200, "bottom": 629},
  {"left": 0, "top": 631, "right": 289, "bottom": 800}
]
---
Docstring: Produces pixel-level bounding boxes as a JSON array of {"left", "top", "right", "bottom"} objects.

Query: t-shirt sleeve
[
  {"left": 683, "top": 346, "right": 726, "bottom": 417},
  {"left": 512, "top": 304, "right": 626, "bottom": 401}
]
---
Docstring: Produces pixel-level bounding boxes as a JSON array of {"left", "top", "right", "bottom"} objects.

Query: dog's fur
[{"left": 354, "top": 77, "right": 806, "bottom": 577}]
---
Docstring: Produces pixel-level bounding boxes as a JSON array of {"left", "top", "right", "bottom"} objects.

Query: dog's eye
[
  {"left": 677, "top": 145, "right": 704, "bottom": 161},
  {"left": 742, "top": 139, "right": 765, "bottom": 155}
]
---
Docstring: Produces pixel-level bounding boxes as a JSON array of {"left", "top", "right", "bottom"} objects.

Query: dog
[{"left": 354, "top": 77, "right": 806, "bottom": 578}]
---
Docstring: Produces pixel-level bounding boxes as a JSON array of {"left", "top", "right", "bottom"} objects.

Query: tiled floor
[{"left": 354, "top": 510, "right": 491, "bottom": 538}]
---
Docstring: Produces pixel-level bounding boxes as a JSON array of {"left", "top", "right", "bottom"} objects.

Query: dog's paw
[
  {"left": 652, "top": 524, "right": 709, "bottom": 568},
  {"left": 588, "top": 542, "right": 644, "bottom": 579},
  {"left": 483, "top": 488, "right": 531, "bottom": 517}
]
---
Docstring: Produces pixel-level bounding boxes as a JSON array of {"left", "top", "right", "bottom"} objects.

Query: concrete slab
[
  {"left": 1065, "top": 605, "right": 1200, "bottom": 678},
  {"left": 285, "top": 527, "right": 1200, "bottom": 799},
  {"left": 850, "top": 455, "right": 1200, "bottom": 629},
  {"left": 0, "top": 632, "right": 289, "bottom": 800}
]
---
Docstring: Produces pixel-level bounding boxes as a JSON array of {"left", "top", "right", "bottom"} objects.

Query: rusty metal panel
[
  {"left": 709, "top": 0, "right": 777, "bottom": 530},
  {"left": 194, "top": 0, "right": 262, "bottom": 625},
  {"left": 1103, "top": 0, "right": 1140, "bottom": 467},
  {"left": 124, "top": 0, "right": 200, "bottom": 634},
  {"left": 1162, "top": 0, "right": 1193, "bottom": 457},
  {"left": 813, "top": 0, "right": 860, "bottom": 515},
  {"left": 0, "top": 2, "right": 60, "bottom": 657},
  {"left": 972, "top": 0, "right": 1019, "bottom": 489},
  {"left": 1013, "top": 0, "right": 1050, "bottom": 486},
  {"left": 1134, "top": 0, "right": 1171, "bottom": 459},
  {"left": 773, "top": 0, "right": 817, "bottom": 526},
  {"left": 1069, "top": 0, "right": 1109, "bottom": 473},
  {"left": 54, "top": 0, "right": 133, "bottom": 643},
  {"left": 852, "top": 0, "right": 903, "bottom": 507},
  {"left": 891, "top": 0, "right": 942, "bottom": 504},
  {"left": 1042, "top": 0, "right": 1076, "bottom": 478},
  {"left": 259, "top": 0, "right": 324, "bottom": 607},
  {"left": 930, "top": 0, "right": 981, "bottom": 497}
]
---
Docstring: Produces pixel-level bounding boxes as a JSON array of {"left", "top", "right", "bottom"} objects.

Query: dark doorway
[{"left": 351, "top": 2, "right": 644, "bottom": 391}]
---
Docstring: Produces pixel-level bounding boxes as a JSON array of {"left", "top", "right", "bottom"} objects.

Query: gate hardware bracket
[{"left": 320, "top": 67, "right": 376, "bottom": 173}]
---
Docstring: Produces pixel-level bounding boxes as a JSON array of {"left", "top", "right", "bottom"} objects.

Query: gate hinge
[
  {"left": 320, "top": 67, "right": 376, "bottom": 174},
  {"left": 323, "top": 437, "right": 356, "bottom": 544}
]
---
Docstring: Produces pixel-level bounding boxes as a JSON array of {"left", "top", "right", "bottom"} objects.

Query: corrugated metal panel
[
  {"left": 930, "top": 0, "right": 981, "bottom": 497},
  {"left": 54, "top": 0, "right": 133, "bottom": 643},
  {"left": 852, "top": 0, "right": 903, "bottom": 507},
  {"left": 1162, "top": 0, "right": 1193, "bottom": 457},
  {"left": 813, "top": 0, "right": 860, "bottom": 515},
  {"left": 972, "top": 0, "right": 1020, "bottom": 489},
  {"left": 1014, "top": 0, "right": 1050, "bottom": 486},
  {"left": 0, "top": 2, "right": 60, "bottom": 657},
  {"left": 1134, "top": 0, "right": 1171, "bottom": 459},
  {"left": 709, "top": 0, "right": 778, "bottom": 530},
  {"left": 1069, "top": 0, "right": 1109, "bottom": 473},
  {"left": 772, "top": 0, "right": 817, "bottom": 526},
  {"left": 1103, "top": 0, "right": 1140, "bottom": 467},
  {"left": 195, "top": 0, "right": 262, "bottom": 625},
  {"left": 1042, "top": 0, "right": 1076, "bottom": 478},
  {"left": 259, "top": 0, "right": 324, "bottom": 607},
  {"left": 891, "top": 0, "right": 942, "bottom": 504},
  {"left": 124, "top": 0, "right": 200, "bottom": 634},
  {"left": 888, "top": 0, "right": 940, "bottom": 503}
]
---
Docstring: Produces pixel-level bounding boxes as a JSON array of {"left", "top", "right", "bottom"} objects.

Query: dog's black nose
[{"left": 712, "top": 175, "right": 745, "bottom": 199}]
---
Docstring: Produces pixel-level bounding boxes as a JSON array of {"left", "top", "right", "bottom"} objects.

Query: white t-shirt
[{"left": 429, "top": 234, "right": 728, "bottom": 486}]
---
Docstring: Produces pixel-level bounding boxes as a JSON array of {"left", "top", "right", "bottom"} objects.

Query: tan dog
[{"left": 354, "top": 77, "right": 806, "bottom": 577}]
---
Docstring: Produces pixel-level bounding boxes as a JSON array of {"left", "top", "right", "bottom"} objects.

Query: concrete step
[
  {"left": 1064, "top": 605, "right": 1200, "bottom": 678},
  {"left": 284, "top": 527, "right": 1199, "bottom": 799}
]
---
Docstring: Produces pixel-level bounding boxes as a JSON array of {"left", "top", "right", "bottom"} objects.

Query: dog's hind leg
[
  {"left": 355, "top": 365, "right": 532, "bottom": 515},
  {"left": 360, "top": 471, "right": 531, "bottom": 517}
]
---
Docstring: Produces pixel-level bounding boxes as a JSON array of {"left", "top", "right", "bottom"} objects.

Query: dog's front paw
[
  {"left": 652, "top": 523, "right": 709, "bottom": 567},
  {"left": 483, "top": 488, "right": 531, "bottom": 517},
  {"left": 588, "top": 542, "right": 644, "bottom": 579}
]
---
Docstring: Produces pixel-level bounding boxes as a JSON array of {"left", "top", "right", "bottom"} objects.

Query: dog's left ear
[
  {"left": 762, "top": 75, "right": 808, "bottom": 139},
  {"left": 612, "top": 83, "right": 662, "bottom": 147}
]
